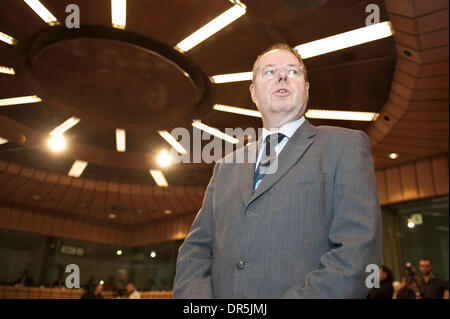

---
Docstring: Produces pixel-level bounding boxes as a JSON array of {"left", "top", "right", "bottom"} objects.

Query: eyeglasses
[{"left": 258, "top": 65, "right": 304, "bottom": 80}]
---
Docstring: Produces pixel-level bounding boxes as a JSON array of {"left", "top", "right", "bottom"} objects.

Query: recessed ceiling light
[
  {"left": 0, "top": 66, "right": 15, "bottom": 75},
  {"left": 23, "top": 0, "right": 59, "bottom": 26},
  {"left": 149, "top": 169, "right": 169, "bottom": 187},
  {"left": 0, "top": 95, "right": 42, "bottom": 107},
  {"left": 109, "top": 213, "right": 117, "bottom": 219},
  {"left": 389, "top": 153, "right": 398, "bottom": 159},
  {"left": 99, "top": 280, "right": 104, "bottom": 285},
  {"left": 150, "top": 251, "right": 156, "bottom": 258},
  {"left": 175, "top": 1, "right": 246, "bottom": 52},
  {"left": 50, "top": 117, "right": 80, "bottom": 136},
  {"left": 68, "top": 160, "right": 88, "bottom": 178},
  {"left": 192, "top": 120, "right": 240, "bottom": 144},
  {"left": 157, "top": 149, "right": 173, "bottom": 167},
  {"left": 48, "top": 134, "right": 66, "bottom": 152},
  {"left": 116, "top": 128, "right": 126, "bottom": 152},
  {"left": 209, "top": 71, "right": 253, "bottom": 84},
  {"left": 0, "top": 137, "right": 8, "bottom": 145},
  {"left": 116, "top": 249, "right": 122, "bottom": 255},
  {"left": 158, "top": 131, "right": 188, "bottom": 154},
  {"left": 407, "top": 219, "right": 415, "bottom": 229},
  {"left": 294, "top": 21, "right": 393, "bottom": 59},
  {"left": 305, "top": 109, "right": 379, "bottom": 121},
  {"left": 111, "top": 0, "right": 126, "bottom": 29},
  {"left": 0, "top": 31, "right": 17, "bottom": 45},
  {"left": 164, "top": 209, "right": 172, "bottom": 215}
]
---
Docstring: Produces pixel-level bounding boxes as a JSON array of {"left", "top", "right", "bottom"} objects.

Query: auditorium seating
[{"left": 0, "top": 286, "right": 172, "bottom": 299}]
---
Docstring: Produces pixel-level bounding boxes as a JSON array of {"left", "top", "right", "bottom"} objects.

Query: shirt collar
[{"left": 261, "top": 116, "right": 305, "bottom": 142}]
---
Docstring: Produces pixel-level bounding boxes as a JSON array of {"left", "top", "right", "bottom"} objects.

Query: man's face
[
  {"left": 419, "top": 260, "right": 432, "bottom": 276},
  {"left": 249, "top": 49, "right": 309, "bottom": 128}
]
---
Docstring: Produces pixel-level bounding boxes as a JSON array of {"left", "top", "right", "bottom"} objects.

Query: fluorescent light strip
[
  {"left": 23, "top": 0, "right": 59, "bottom": 25},
  {"left": 68, "top": 160, "right": 88, "bottom": 178},
  {"left": 192, "top": 121, "right": 239, "bottom": 144},
  {"left": 0, "top": 95, "right": 42, "bottom": 107},
  {"left": 50, "top": 117, "right": 80, "bottom": 136},
  {"left": 294, "top": 21, "right": 393, "bottom": 59},
  {"left": 111, "top": 0, "right": 126, "bottom": 29},
  {"left": 0, "top": 137, "right": 8, "bottom": 145},
  {"left": 213, "top": 104, "right": 261, "bottom": 117},
  {"left": 210, "top": 71, "right": 253, "bottom": 84},
  {"left": 158, "top": 131, "right": 188, "bottom": 154},
  {"left": 209, "top": 22, "right": 393, "bottom": 84},
  {"left": 0, "top": 66, "right": 15, "bottom": 75},
  {"left": 175, "top": 3, "right": 246, "bottom": 53},
  {"left": 116, "top": 128, "right": 126, "bottom": 152},
  {"left": 0, "top": 32, "right": 17, "bottom": 45},
  {"left": 305, "top": 109, "right": 379, "bottom": 121},
  {"left": 214, "top": 104, "right": 378, "bottom": 121},
  {"left": 149, "top": 169, "right": 168, "bottom": 187}
]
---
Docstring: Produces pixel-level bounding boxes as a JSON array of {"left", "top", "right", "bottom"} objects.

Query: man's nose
[{"left": 278, "top": 70, "right": 288, "bottom": 82}]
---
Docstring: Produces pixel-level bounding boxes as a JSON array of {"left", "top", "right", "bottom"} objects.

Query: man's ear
[
  {"left": 249, "top": 83, "right": 256, "bottom": 103},
  {"left": 305, "top": 82, "right": 310, "bottom": 101}
]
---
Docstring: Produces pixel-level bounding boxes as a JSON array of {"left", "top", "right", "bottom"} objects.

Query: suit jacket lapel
[
  {"left": 239, "top": 140, "right": 258, "bottom": 207},
  {"left": 244, "top": 120, "right": 316, "bottom": 207}
]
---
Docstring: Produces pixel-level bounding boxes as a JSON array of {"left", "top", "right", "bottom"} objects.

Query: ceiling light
[
  {"left": 213, "top": 104, "right": 262, "bottom": 118},
  {"left": 192, "top": 121, "right": 239, "bottom": 144},
  {"left": 389, "top": 153, "right": 398, "bottom": 159},
  {"left": 23, "top": 0, "right": 59, "bottom": 25},
  {"left": 99, "top": 280, "right": 104, "bottom": 285},
  {"left": 164, "top": 209, "right": 172, "bottom": 215},
  {"left": 0, "top": 31, "right": 17, "bottom": 45},
  {"left": 68, "top": 160, "right": 88, "bottom": 178},
  {"left": 116, "top": 128, "right": 126, "bottom": 152},
  {"left": 149, "top": 169, "right": 169, "bottom": 187},
  {"left": 50, "top": 117, "right": 80, "bottom": 136},
  {"left": 0, "top": 137, "right": 8, "bottom": 145},
  {"left": 0, "top": 95, "right": 42, "bottom": 107},
  {"left": 48, "top": 134, "right": 66, "bottom": 152},
  {"left": 111, "top": 0, "right": 126, "bottom": 29},
  {"left": 116, "top": 249, "right": 122, "bottom": 255},
  {"left": 158, "top": 130, "right": 188, "bottom": 154},
  {"left": 305, "top": 109, "right": 379, "bottom": 121},
  {"left": 109, "top": 213, "right": 116, "bottom": 219},
  {"left": 175, "top": 2, "right": 246, "bottom": 52},
  {"left": 407, "top": 219, "right": 415, "bottom": 229},
  {"left": 157, "top": 149, "right": 172, "bottom": 167},
  {"left": 210, "top": 71, "right": 253, "bottom": 84},
  {"left": 150, "top": 251, "right": 156, "bottom": 258},
  {"left": 0, "top": 66, "right": 15, "bottom": 75},
  {"left": 294, "top": 21, "right": 393, "bottom": 59}
]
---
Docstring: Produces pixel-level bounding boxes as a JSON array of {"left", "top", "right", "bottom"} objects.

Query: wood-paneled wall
[
  {"left": 376, "top": 153, "right": 448, "bottom": 205},
  {"left": 0, "top": 203, "right": 129, "bottom": 246}
]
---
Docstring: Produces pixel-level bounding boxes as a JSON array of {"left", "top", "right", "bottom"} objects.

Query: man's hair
[
  {"left": 251, "top": 43, "right": 308, "bottom": 83},
  {"left": 420, "top": 258, "right": 432, "bottom": 265}
]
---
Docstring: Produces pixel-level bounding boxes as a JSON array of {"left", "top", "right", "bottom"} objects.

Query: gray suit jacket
[{"left": 173, "top": 120, "right": 382, "bottom": 298}]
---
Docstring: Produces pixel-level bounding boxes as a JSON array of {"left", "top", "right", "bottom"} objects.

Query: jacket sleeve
[
  {"left": 172, "top": 163, "right": 219, "bottom": 299},
  {"left": 281, "top": 130, "right": 383, "bottom": 298}
]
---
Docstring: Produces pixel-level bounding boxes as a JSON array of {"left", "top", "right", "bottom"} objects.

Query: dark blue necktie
[{"left": 253, "top": 133, "right": 286, "bottom": 191}]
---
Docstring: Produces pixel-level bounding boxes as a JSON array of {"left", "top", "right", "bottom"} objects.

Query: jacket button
[{"left": 236, "top": 261, "right": 245, "bottom": 270}]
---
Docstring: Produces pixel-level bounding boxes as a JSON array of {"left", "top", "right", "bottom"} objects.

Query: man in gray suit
[{"left": 173, "top": 43, "right": 382, "bottom": 298}]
